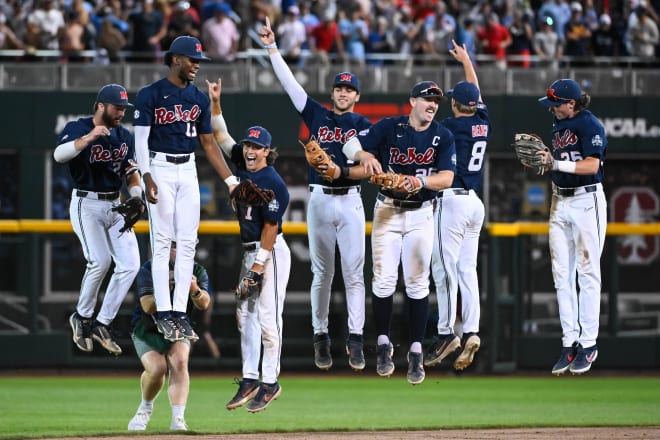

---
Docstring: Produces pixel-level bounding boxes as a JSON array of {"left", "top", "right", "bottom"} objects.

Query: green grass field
[{"left": 1, "top": 374, "right": 659, "bottom": 439}]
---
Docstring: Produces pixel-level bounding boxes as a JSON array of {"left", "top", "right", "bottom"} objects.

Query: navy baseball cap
[
  {"left": 332, "top": 72, "right": 359, "bottom": 93},
  {"left": 168, "top": 35, "right": 211, "bottom": 61},
  {"left": 446, "top": 81, "right": 479, "bottom": 106},
  {"left": 240, "top": 126, "right": 272, "bottom": 148},
  {"left": 538, "top": 78, "right": 582, "bottom": 107},
  {"left": 410, "top": 81, "right": 444, "bottom": 100},
  {"left": 96, "top": 84, "right": 133, "bottom": 107}
]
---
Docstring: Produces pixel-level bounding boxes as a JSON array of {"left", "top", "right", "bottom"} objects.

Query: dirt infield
[{"left": 40, "top": 427, "right": 660, "bottom": 440}]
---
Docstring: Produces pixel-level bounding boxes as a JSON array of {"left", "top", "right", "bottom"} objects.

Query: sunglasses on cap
[
  {"left": 546, "top": 88, "right": 571, "bottom": 103},
  {"left": 418, "top": 86, "right": 443, "bottom": 97}
]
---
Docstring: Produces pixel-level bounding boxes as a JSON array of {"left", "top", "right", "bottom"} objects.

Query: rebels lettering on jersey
[
  {"left": 550, "top": 109, "right": 607, "bottom": 188},
  {"left": 316, "top": 126, "right": 357, "bottom": 144},
  {"left": 154, "top": 104, "right": 201, "bottom": 125},
  {"left": 389, "top": 146, "right": 435, "bottom": 165},
  {"left": 89, "top": 143, "right": 128, "bottom": 162}
]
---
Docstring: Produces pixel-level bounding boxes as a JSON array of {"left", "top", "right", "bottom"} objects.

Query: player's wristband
[
  {"left": 418, "top": 175, "right": 428, "bottom": 188},
  {"left": 553, "top": 160, "right": 577, "bottom": 174},
  {"left": 263, "top": 43, "right": 277, "bottom": 49},
  {"left": 255, "top": 248, "right": 270, "bottom": 266},
  {"left": 341, "top": 167, "right": 350, "bottom": 178},
  {"left": 224, "top": 175, "right": 239, "bottom": 187},
  {"left": 128, "top": 185, "right": 142, "bottom": 198}
]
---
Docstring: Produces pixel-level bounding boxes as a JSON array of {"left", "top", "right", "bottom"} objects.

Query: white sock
[
  {"left": 171, "top": 404, "right": 185, "bottom": 420},
  {"left": 409, "top": 342, "right": 422, "bottom": 354},
  {"left": 377, "top": 335, "right": 390, "bottom": 346},
  {"left": 140, "top": 400, "right": 153, "bottom": 413}
]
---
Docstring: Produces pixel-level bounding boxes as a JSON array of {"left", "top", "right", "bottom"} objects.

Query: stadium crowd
[{"left": 0, "top": 0, "right": 657, "bottom": 67}]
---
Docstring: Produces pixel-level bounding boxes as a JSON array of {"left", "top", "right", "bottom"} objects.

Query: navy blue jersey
[
  {"left": 133, "top": 78, "right": 212, "bottom": 154},
  {"left": 439, "top": 104, "right": 491, "bottom": 194},
  {"left": 301, "top": 98, "right": 372, "bottom": 187},
  {"left": 549, "top": 109, "right": 606, "bottom": 187},
  {"left": 359, "top": 116, "right": 456, "bottom": 202},
  {"left": 230, "top": 144, "right": 290, "bottom": 243},
  {"left": 56, "top": 117, "right": 137, "bottom": 192},
  {"left": 130, "top": 259, "right": 210, "bottom": 326}
]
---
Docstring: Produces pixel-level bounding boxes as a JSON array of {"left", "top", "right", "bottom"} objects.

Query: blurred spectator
[
  {"left": 308, "top": 9, "right": 344, "bottom": 65},
  {"left": 538, "top": 0, "right": 567, "bottom": 41},
  {"left": 58, "top": 10, "right": 87, "bottom": 62},
  {"left": 299, "top": 1, "right": 319, "bottom": 51},
  {"left": 563, "top": 1, "right": 592, "bottom": 63},
  {"left": 8, "top": 2, "right": 30, "bottom": 43},
  {"left": 454, "top": 18, "right": 477, "bottom": 64},
  {"left": 533, "top": 15, "right": 562, "bottom": 69},
  {"left": 96, "top": 15, "right": 126, "bottom": 62},
  {"left": 127, "top": 0, "right": 166, "bottom": 62},
  {"left": 200, "top": 2, "right": 239, "bottom": 62},
  {"left": 627, "top": 6, "right": 659, "bottom": 59},
  {"left": 367, "top": 15, "right": 393, "bottom": 65},
  {"left": 421, "top": 0, "right": 456, "bottom": 62},
  {"left": 340, "top": 5, "right": 368, "bottom": 66},
  {"left": 0, "top": 12, "right": 25, "bottom": 50},
  {"left": 392, "top": 5, "right": 425, "bottom": 61},
  {"left": 583, "top": 0, "right": 599, "bottom": 31},
  {"left": 27, "top": 0, "right": 65, "bottom": 50},
  {"left": 276, "top": 5, "right": 306, "bottom": 65},
  {"left": 591, "top": 13, "right": 620, "bottom": 56},
  {"left": 477, "top": 12, "right": 512, "bottom": 70},
  {"left": 507, "top": 8, "right": 534, "bottom": 67},
  {"left": 163, "top": 0, "right": 200, "bottom": 50}
]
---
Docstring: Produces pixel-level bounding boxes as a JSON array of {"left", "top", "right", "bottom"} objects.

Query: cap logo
[
  {"left": 339, "top": 73, "right": 352, "bottom": 82},
  {"left": 248, "top": 129, "right": 261, "bottom": 139},
  {"left": 119, "top": 91, "right": 128, "bottom": 100},
  {"left": 196, "top": 43, "right": 202, "bottom": 53}
]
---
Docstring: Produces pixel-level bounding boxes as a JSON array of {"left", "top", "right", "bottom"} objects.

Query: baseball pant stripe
[{"left": 434, "top": 199, "right": 453, "bottom": 332}]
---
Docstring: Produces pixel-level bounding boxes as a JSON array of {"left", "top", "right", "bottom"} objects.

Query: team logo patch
[
  {"left": 268, "top": 199, "right": 279, "bottom": 212},
  {"left": 592, "top": 134, "right": 604, "bottom": 147},
  {"left": 134, "top": 109, "right": 140, "bottom": 119},
  {"left": 610, "top": 186, "right": 659, "bottom": 265}
]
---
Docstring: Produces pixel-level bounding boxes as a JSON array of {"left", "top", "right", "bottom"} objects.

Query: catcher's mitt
[
  {"left": 512, "top": 133, "right": 552, "bottom": 175},
  {"left": 230, "top": 179, "right": 275, "bottom": 207},
  {"left": 112, "top": 196, "right": 145, "bottom": 233},
  {"left": 300, "top": 137, "right": 338, "bottom": 181},
  {"left": 369, "top": 169, "right": 423, "bottom": 194},
  {"left": 235, "top": 270, "right": 263, "bottom": 300}
]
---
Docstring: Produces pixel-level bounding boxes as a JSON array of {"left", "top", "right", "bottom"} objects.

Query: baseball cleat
[
  {"left": 313, "top": 333, "right": 333, "bottom": 370},
  {"left": 156, "top": 316, "right": 183, "bottom": 342},
  {"left": 423, "top": 333, "right": 461, "bottom": 367},
  {"left": 170, "top": 416, "right": 187, "bottom": 431},
  {"left": 174, "top": 315, "right": 199, "bottom": 342},
  {"left": 551, "top": 343, "right": 578, "bottom": 375},
  {"left": 128, "top": 409, "right": 151, "bottom": 431},
  {"left": 376, "top": 342, "right": 395, "bottom": 377},
  {"left": 453, "top": 333, "right": 481, "bottom": 370},
  {"left": 246, "top": 382, "right": 281, "bottom": 413},
  {"left": 69, "top": 312, "right": 93, "bottom": 352},
  {"left": 346, "top": 333, "right": 366, "bottom": 371},
  {"left": 569, "top": 344, "right": 598, "bottom": 375},
  {"left": 407, "top": 352, "right": 425, "bottom": 385},
  {"left": 226, "top": 378, "right": 260, "bottom": 410},
  {"left": 92, "top": 323, "right": 122, "bottom": 356}
]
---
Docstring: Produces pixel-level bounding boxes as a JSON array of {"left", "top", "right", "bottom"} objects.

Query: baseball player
[
  {"left": 537, "top": 78, "right": 607, "bottom": 375},
  {"left": 207, "top": 79, "right": 291, "bottom": 412},
  {"left": 343, "top": 81, "right": 456, "bottom": 385},
  {"left": 127, "top": 241, "right": 212, "bottom": 431},
  {"left": 259, "top": 17, "right": 380, "bottom": 371},
  {"left": 426, "top": 41, "right": 491, "bottom": 371},
  {"left": 133, "top": 36, "right": 238, "bottom": 344},
  {"left": 54, "top": 83, "right": 142, "bottom": 356}
]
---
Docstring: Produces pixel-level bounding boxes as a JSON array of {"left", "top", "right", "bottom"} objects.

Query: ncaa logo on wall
[{"left": 610, "top": 187, "right": 659, "bottom": 265}]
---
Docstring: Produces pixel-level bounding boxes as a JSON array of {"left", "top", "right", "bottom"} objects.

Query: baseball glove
[
  {"left": 112, "top": 196, "right": 145, "bottom": 233},
  {"left": 512, "top": 133, "right": 552, "bottom": 175},
  {"left": 230, "top": 179, "right": 275, "bottom": 207},
  {"left": 369, "top": 169, "right": 423, "bottom": 194},
  {"left": 300, "top": 137, "right": 338, "bottom": 182},
  {"left": 235, "top": 270, "right": 263, "bottom": 300}
]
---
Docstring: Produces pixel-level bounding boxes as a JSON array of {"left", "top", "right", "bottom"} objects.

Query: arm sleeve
[
  {"left": 134, "top": 125, "right": 151, "bottom": 175},
  {"left": 269, "top": 51, "right": 308, "bottom": 113},
  {"left": 53, "top": 140, "right": 79, "bottom": 163}
]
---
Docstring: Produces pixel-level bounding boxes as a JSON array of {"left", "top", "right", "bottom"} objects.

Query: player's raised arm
[
  {"left": 206, "top": 78, "right": 236, "bottom": 155},
  {"left": 260, "top": 16, "right": 308, "bottom": 112},
  {"left": 449, "top": 40, "right": 481, "bottom": 101}
]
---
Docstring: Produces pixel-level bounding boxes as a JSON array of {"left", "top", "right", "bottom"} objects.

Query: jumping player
[
  {"left": 343, "top": 81, "right": 456, "bottom": 385},
  {"left": 207, "top": 78, "right": 291, "bottom": 412},
  {"left": 425, "top": 41, "right": 490, "bottom": 371},
  {"left": 259, "top": 16, "right": 380, "bottom": 371},
  {"left": 133, "top": 35, "right": 238, "bottom": 343},
  {"left": 54, "top": 83, "right": 142, "bottom": 356},
  {"left": 537, "top": 78, "right": 607, "bottom": 375}
]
